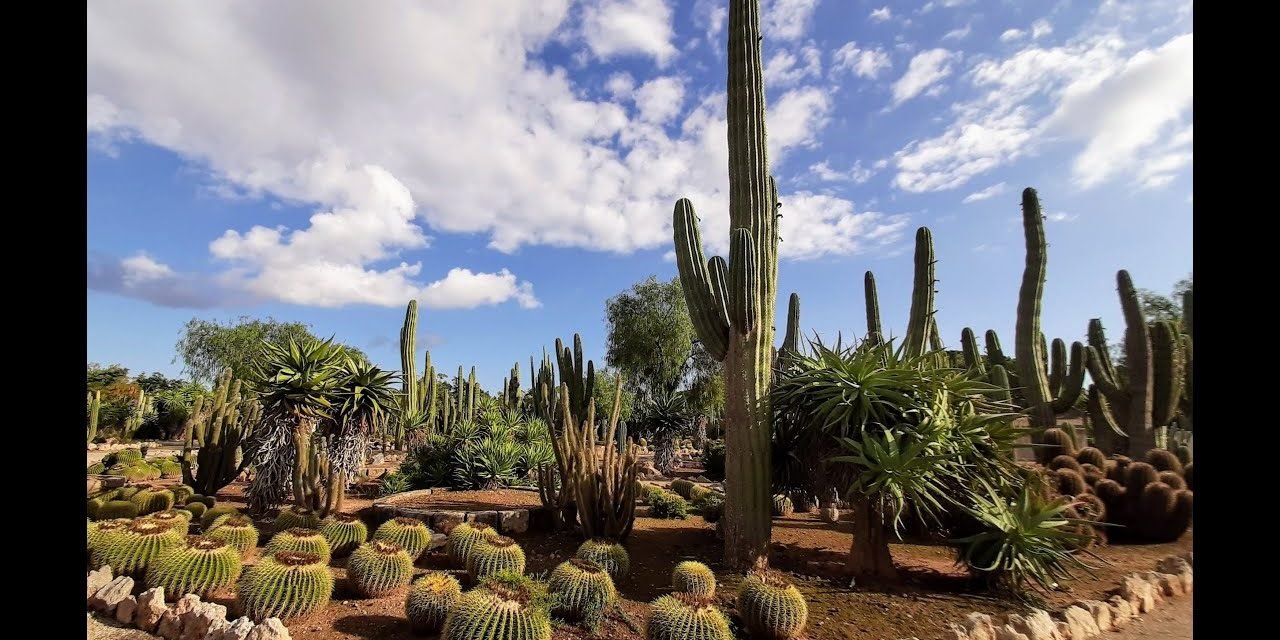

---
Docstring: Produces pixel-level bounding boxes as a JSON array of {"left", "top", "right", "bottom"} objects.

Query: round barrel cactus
[
  {"left": 374, "top": 517, "right": 434, "bottom": 560},
  {"left": 319, "top": 513, "right": 368, "bottom": 558},
  {"left": 88, "top": 518, "right": 132, "bottom": 551},
  {"left": 87, "top": 497, "right": 106, "bottom": 520},
  {"left": 201, "top": 505, "right": 241, "bottom": 530},
  {"left": 467, "top": 535, "right": 526, "bottom": 581},
  {"left": 446, "top": 521, "right": 498, "bottom": 568},
  {"left": 646, "top": 593, "right": 733, "bottom": 640},
  {"left": 272, "top": 507, "right": 320, "bottom": 532},
  {"left": 145, "top": 535, "right": 243, "bottom": 599},
  {"left": 92, "top": 518, "right": 185, "bottom": 576},
  {"left": 170, "top": 484, "right": 195, "bottom": 504},
  {"left": 770, "top": 494, "right": 794, "bottom": 517},
  {"left": 99, "top": 500, "right": 141, "bottom": 520},
  {"left": 265, "top": 528, "right": 332, "bottom": 564},
  {"left": 672, "top": 561, "right": 716, "bottom": 598},
  {"left": 236, "top": 550, "right": 334, "bottom": 622},
  {"left": 206, "top": 514, "right": 259, "bottom": 559},
  {"left": 146, "top": 509, "right": 193, "bottom": 533},
  {"left": 130, "top": 487, "right": 176, "bottom": 515},
  {"left": 348, "top": 540, "right": 414, "bottom": 597},
  {"left": 548, "top": 558, "right": 616, "bottom": 628},
  {"left": 184, "top": 502, "right": 208, "bottom": 521},
  {"left": 406, "top": 571, "right": 462, "bottom": 635},
  {"left": 737, "top": 569, "right": 808, "bottom": 640},
  {"left": 670, "top": 479, "right": 695, "bottom": 499},
  {"left": 575, "top": 538, "right": 630, "bottom": 581},
  {"left": 442, "top": 572, "right": 552, "bottom": 640}
]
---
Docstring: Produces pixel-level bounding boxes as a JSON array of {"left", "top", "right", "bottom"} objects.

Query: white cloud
[
  {"left": 1000, "top": 29, "right": 1026, "bottom": 42},
  {"left": 605, "top": 72, "right": 636, "bottom": 99},
  {"left": 962, "top": 182, "right": 1009, "bottom": 203},
  {"left": 777, "top": 193, "right": 909, "bottom": 260},
  {"left": 891, "top": 49, "right": 956, "bottom": 106},
  {"left": 764, "top": 45, "right": 822, "bottom": 87},
  {"left": 581, "top": 0, "right": 678, "bottom": 66},
  {"left": 767, "top": 87, "right": 833, "bottom": 160},
  {"left": 1045, "top": 211, "right": 1078, "bottom": 223},
  {"left": 942, "top": 25, "right": 973, "bottom": 41},
  {"left": 809, "top": 160, "right": 876, "bottom": 184},
  {"left": 695, "top": 0, "right": 727, "bottom": 48},
  {"left": 1032, "top": 19, "right": 1054, "bottom": 39},
  {"left": 831, "top": 42, "right": 892, "bottom": 79},
  {"left": 634, "top": 76, "right": 686, "bottom": 124},
  {"left": 1135, "top": 126, "right": 1192, "bottom": 189},
  {"left": 763, "top": 0, "right": 820, "bottom": 41},
  {"left": 920, "top": 0, "right": 975, "bottom": 12},
  {"left": 420, "top": 268, "right": 541, "bottom": 309},
  {"left": 869, "top": 7, "right": 892, "bottom": 23}
]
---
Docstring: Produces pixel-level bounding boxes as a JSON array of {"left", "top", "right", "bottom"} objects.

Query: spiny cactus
[
  {"left": 1183, "top": 463, "right": 1194, "bottom": 491},
  {"left": 348, "top": 540, "right": 414, "bottom": 597},
  {"left": 184, "top": 502, "right": 208, "bottom": 521},
  {"left": 201, "top": 505, "right": 241, "bottom": 530},
  {"left": 92, "top": 518, "right": 185, "bottom": 576},
  {"left": 671, "top": 479, "right": 696, "bottom": 500},
  {"left": 236, "top": 550, "right": 334, "bottom": 622},
  {"left": 146, "top": 510, "right": 193, "bottom": 533},
  {"left": 273, "top": 507, "right": 320, "bottom": 532},
  {"left": 548, "top": 558, "right": 617, "bottom": 628},
  {"left": 441, "top": 572, "right": 552, "bottom": 640},
  {"left": 1038, "top": 427, "right": 1076, "bottom": 463},
  {"left": 649, "top": 490, "right": 689, "bottom": 519},
  {"left": 169, "top": 485, "right": 195, "bottom": 504},
  {"left": 575, "top": 538, "right": 630, "bottom": 581},
  {"left": 1143, "top": 449, "right": 1183, "bottom": 474},
  {"left": 87, "top": 390, "right": 101, "bottom": 443},
  {"left": 99, "top": 500, "right": 141, "bottom": 520},
  {"left": 1075, "top": 447, "right": 1107, "bottom": 468},
  {"left": 373, "top": 517, "right": 433, "bottom": 561},
  {"left": 180, "top": 368, "right": 260, "bottom": 496},
  {"left": 1048, "top": 455, "right": 1082, "bottom": 473},
  {"left": 319, "top": 513, "right": 368, "bottom": 558},
  {"left": 87, "top": 497, "right": 106, "bottom": 520},
  {"left": 446, "top": 521, "right": 498, "bottom": 568},
  {"left": 88, "top": 518, "right": 132, "bottom": 551},
  {"left": 1080, "top": 464, "right": 1104, "bottom": 487},
  {"left": 145, "top": 535, "right": 243, "bottom": 599},
  {"left": 1158, "top": 470, "right": 1187, "bottom": 491},
  {"left": 87, "top": 462, "right": 106, "bottom": 475},
  {"left": 467, "top": 535, "right": 526, "bottom": 581},
  {"left": 646, "top": 593, "right": 733, "bottom": 640},
  {"left": 1053, "top": 469, "right": 1087, "bottom": 497},
  {"left": 114, "top": 448, "right": 143, "bottom": 466},
  {"left": 186, "top": 494, "right": 216, "bottom": 508},
  {"left": 265, "top": 528, "right": 332, "bottom": 564},
  {"left": 405, "top": 571, "right": 462, "bottom": 635},
  {"left": 1124, "top": 462, "right": 1160, "bottom": 491},
  {"left": 672, "top": 561, "right": 717, "bottom": 598},
  {"left": 737, "top": 569, "right": 809, "bottom": 640},
  {"left": 206, "top": 514, "right": 259, "bottom": 559},
  {"left": 130, "top": 487, "right": 176, "bottom": 515},
  {"left": 1136, "top": 483, "right": 1193, "bottom": 542},
  {"left": 771, "top": 494, "right": 794, "bottom": 517}
]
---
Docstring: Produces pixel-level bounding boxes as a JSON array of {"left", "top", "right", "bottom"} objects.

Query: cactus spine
[
  {"left": 181, "top": 369, "right": 259, "bottom": 496},
  {"left": 87, "top": 391, "right": 101, "bottom": 443},
  {"left": 442, "top": 573, "right": 552, "bottom": 640}
]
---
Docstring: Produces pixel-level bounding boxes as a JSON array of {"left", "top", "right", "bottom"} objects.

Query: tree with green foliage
[{"left": 175, "top": 316, "right": 369, "bottom": 384}]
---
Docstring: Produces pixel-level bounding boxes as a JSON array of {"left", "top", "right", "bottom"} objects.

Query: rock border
[
  {"left": 371, "top": 488, "right": 546, "bottom": 535},
  {"left": 88, "top": 566, "right": 291, "bottom": 639},
  {"left": 935, "top": 552, "right": 1193, "bottom": 640}
]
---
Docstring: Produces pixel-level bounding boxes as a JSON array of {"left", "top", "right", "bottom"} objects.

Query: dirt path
[
  {"left": 87, "top": 614, "right": 158, "bottom": 639},
  {"left": 1112, "top": 596, "right": 1192, "bottom": 640}
]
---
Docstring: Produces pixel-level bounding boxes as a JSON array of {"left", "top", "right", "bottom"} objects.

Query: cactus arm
[
  {"left": 1151, "top": 320, "right": 1183, "bottom": 427},
  {"left": 673, "top": 200, "right": 730, "bottom": 360},
  {"left": 400, "top": 301, "right": 418, "bottom": 418},
  {"left": 1047, "top": 338, "right": 1067, "bottom": 394},
  {"left": 1116, "top": 270, "right": 1155, "bottom": 454},
  {"left": 863, "top": 271, "right": 884, "bottom": 346},
  {"left": 1087, "top": 384, "right": 1127, "bottom": 454},
  {"left": 988, "top": 365, "right": 1012, "bottom": 403},
  {"left": 1050, "top": 341, "right": 1089, "bottom": 413},
  {"left": 984, "top": 329, "right": 1008, "bottom": 367},
  {"left": 728, "top": 228, "right": 759, "bottom": 334},
  {"left": 903, "top": 228, "right": 936, "bottom": 360},
  {"left": 1015, "top": 188, "right": 1055, "bottom": 427},
  {"left": 960, "top": 328, "right": 986, "bottom": 374}
]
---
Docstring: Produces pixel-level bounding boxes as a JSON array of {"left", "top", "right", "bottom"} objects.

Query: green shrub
[
  {"left": 236, "top": 550, "right": 333, "bottom": 621},
  {"left": 693, "top": 492, "right": 723, "bottom": 523},
  {"left": 702, "top": 440, "right": 725, "bottom": 480},
  {"left": 649, "top": 491, "right": 688, "bottom": 520}
]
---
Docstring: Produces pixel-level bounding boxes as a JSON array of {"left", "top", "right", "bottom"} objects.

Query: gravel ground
[
  {"left": 87, "top": 614, "right": 158, "bottom": 640},
  {"left": 1113, "top": 595, "right": 1192, "bottom": 640}
]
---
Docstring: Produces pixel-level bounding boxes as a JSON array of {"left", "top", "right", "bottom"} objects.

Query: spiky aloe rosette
[
  {"left": 406, "top": 571, "right": 463, "bottom": 635},
  {"left": 548, "top": 558, "right": 616, "bottom": 628},
  {"left": 348, "top": 540, "right": 414, "bottom": 597},
  {"left": 737, "top": 569, "right": 809, "bottom": 639},
  {"left": 236, "top": 550, "right": 334, "bottom": 622},
  {"left": 92, "top": 518, "right": 185, "bottom": 576},
  {"left": 373, "top": 517, "right": 433, "bottom": 561},
  {"left": 575, "top": 538, "right": 630, "bottom": 580},
  {"left": 206, "top": 515, "right": 260, "bottom": 559},
  {"left": 265, "top": 528, "right": 332, "bottom": 564},
  {"left": 320, "top": 513, "right": 368, "bottom": 558},
  {"left": 201, "top": 505, "right": 241, "bottom": 530},
  {"left": 273, "top": 507, "right": 321, "bottom": 532},
  {"left": 672, "top": 561, "right": 717, "bottom": 598},
  {"left": 446, "top": 521, "right": 498, "bottom": 568},
  {"left": 147, "top": 509, "right": 193, "bottom": 533},
  {"left": 467, "top": 535, "right": 526, "bottom": 581},
  {"left": 145, "top": 535, "right": 243, "bottom": 599},
  {"left": 88, "top": 518, "right": 132, "bottom": 551},
  {"left": 646, "top": 593, "right": 733, "bottom": 640},
  {"left": 441, "top": 572, "right": 552, "bottom": 640},
  {"left": 99, "top": 500, "right": 141, "bottom": 520}
]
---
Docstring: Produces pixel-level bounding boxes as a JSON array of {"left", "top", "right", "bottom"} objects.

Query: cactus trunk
[{"left": 88, "top": 390, "right": 101, "bottom": 443}]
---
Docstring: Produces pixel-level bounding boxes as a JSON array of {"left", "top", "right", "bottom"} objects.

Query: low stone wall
[
  {"left": 88, "top": 565, "right": 291, "bottom": 639},
  {"left": 370, "top": 488, "right": 549, "bottom": 535}
]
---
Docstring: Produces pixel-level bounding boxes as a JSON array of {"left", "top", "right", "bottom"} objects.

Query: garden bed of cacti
[{"left": 376, "top": 488, "right": 544, "bottom": 512}]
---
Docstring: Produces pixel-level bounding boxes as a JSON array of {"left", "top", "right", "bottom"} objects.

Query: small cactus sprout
[
  {"left": 771, "top": 494, "right": 794, "bottom": 517},
  {"left": 467, "top": 535, "right": 526, "bottom": 581},
  {"left": 236, "top": 550, "right": 334, "bottom": 622},
  {"left": 672, "top": 561, "right": 717, "bottom": 598},
  {"left": 737, "top": 569, "right": 809, "bottom": 640},
  {"left": 374, "top": 517, "right": 434, "bottom": 561},
  {"left": 201, "top": 505, "right": 241, "bottom": 530},
  {"left": 442, "top": 572, "right": 553, "bottom": 640},
  {"left": 206, "top": 515, "right": 259, "bottom": 559},
  {"left": 446, "top": 521, "right": 498, "bottom": 568},
  {"left": 406, "top": 571, "right": 463, "bottom": 635},
  {"left": 99, "top": 500, "right": 141, "bottom": 520},
  {"left": 319, "top": 513, "right": 368, "bottom": 558},
  {"left": 273, "top": 507, "right": 320, "bottom": 532},
  {"left": 348, "top": 540, "right": 414, "bottom": 598},
  {"left": 548, "top": 558, "right": 616, "bottom": 629},
  {"left": 575, "top": 538, "right": 631, "bottom": 580},
  {"left": 145, "top": 535, "right": 243, "bottom": 599},
  {"left": 92, "top": 518, "right": 185, "bottom": 576},
  {"left": 146, "top": 509, "right": 192, "bottom": 533},
  {"left": 265, "top": 528, "right": 332, "bottom": 564},
  {"left": 646, "top": 593, "right": 733, "bottom": 640}
]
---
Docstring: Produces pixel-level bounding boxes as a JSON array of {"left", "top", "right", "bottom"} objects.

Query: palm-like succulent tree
[
  {"left": 325, "top": 358, "right": 400, "bottom": 511},
  {"left": 630, "top": 388, "right": 693, "bottom": 477}
]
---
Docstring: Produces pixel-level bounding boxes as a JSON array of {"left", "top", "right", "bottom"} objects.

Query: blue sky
[{"left": 87, "top": 0, "right": 1193, "bottom": 391}]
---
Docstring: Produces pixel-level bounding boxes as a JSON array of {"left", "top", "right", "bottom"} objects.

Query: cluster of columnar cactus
[
  {"left": 236, "top": 550, "right": 334, "bottom": 621},
  {"left": 374, "top": 517, "right": 433, "bottom": 560},
  {"left": 145, "top": 535, "right": 243, "bottom": 599},
  {"left": 180, "top": 369, "right": 260, "bottom": 496}
]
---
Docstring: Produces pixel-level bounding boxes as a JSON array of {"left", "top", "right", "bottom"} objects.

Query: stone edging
[
  {"left": 930, "top": 553, "right": 1193, "bottom": 640},
  {"left": 371, "top": 488, "right": 545, "bottom": 535},
  {"left": 88, "top": 565, "right": 291, "bottom": 639}
]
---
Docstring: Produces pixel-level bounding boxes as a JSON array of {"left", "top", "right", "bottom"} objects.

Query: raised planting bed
[{"left": 371, "top": 488, "right": 549, "bottom": 535}]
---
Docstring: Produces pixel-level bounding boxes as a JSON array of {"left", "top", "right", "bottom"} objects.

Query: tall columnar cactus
[
  {"left": 421, "top": 351, "right": 438, "bottom": 430},
  {"left": 87, "top": 390, "right": 101, "bottom": 443},
  {"left": 1015, "top": 188, "right": 1089, "bottom": 434},
  {"left": 504, "top": 362, "right": 522, "bottom": 410},
  {"left": 124, "top": 388, "right": 150, "bottom": 440},
  {"left": 400, "top": 300, "right": 418, "bottom": 446},
  {"left": 1178, "top": 283, "right": 1193, "bottom": 430},
  {"left": 467, "top": 366, "right": 477, "bottom": 422},
  {"left": 1085, "top": 271, "right": 1161, "bottom": 457},
  {"left": 533, "top": 335, "right": 599, "bottom": 529},
  {"left": 864, "top": 272, "right": 883, "bottom": 346},
  {"left": 554, "top": 373, "right": 639, "bottom": 541},
  {"left": 1150, "top": 320, "right": 1184, "bottom": 429},
  {"left": 779, "top": 293, "right": 802, "bottom": 364},
  {"left": 903, "top": 228, "right": 937, "bottom": 360},
  {"left": 181, "top": 369, "right": 260, "bottom": 496}
]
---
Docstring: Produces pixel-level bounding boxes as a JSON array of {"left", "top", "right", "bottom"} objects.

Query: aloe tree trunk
[{"left": 848, "top": 497, "right": 897, "bottom": 582}]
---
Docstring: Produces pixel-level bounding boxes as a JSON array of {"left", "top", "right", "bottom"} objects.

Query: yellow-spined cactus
[
  {"left": 736, "top": 569, "right": 809, "bottom": 639},
  {"left": 348, "top": 540, "right": 414, "bottom": 598},
  {"left": 672, "top": 560, "right": 716, "bottom": 598},
  {"left": 405, "top": 571, "right": 462, "bottom": 635}
]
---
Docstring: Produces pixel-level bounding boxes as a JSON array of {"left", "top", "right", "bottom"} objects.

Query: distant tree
[
  {"left": 605, "top": 276, "right": 697, "bottom": 400},
  {"left": 175, "top": 316, "right": 369, "bottom": 384},
  {"left": 87, "top": 363, "right": 130, "bottom": 390},
  {"left": 592, "top": 368, "right": 634, "bottom": 425},
  {"left": 134, "top": 372, "right": 187, "bottom": 394}
]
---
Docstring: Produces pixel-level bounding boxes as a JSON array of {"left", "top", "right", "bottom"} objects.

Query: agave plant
[{"left": 630, "top": 388, "right": 693, "bottom": 477}]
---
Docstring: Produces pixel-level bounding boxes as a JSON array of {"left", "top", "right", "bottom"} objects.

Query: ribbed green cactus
[
  {"left": 87, "top": 390, "right": 101, "bottom": 443},
  {"left": 446, "top": 521, "right": 498, "bottom": 568},
  {"left": 864, "top": 272, "right": 883, "bottom": 345},
  {"left": 548, "top": 558, "right": 617, "bottom": 628},
  {"left": 130, "top": 487, "right": 175, "bottom": 515},
  {"left": 575, "top": 538, "right": 630, "bottom": 581},
  {"left": 146, "top": 509, "right": 193, "bottom": 533},
  {"left": 1053, "top": 469, "right": 1087, "bottom": 497},
  {"left": 187, "top": 494, "right": 216, "bottom": 508},
  {"left": 672, "top": 561, "right": 717, "bottom": 598},
  {"left": 184, "top": 502, "right": 208, "bottom": 521},
  {"left": 88, "top": 518, "right": 132, "bottom": 551},
  {"left": 671, "top": 479, "right": 695, "bottom": 500},
  {"left": 206, "top": 514, "right": 259, "bottom": 559},
  {"left": 201, "top": 505, "right": 241, "bottom": 530},
  {"left": 400, "top": 300, "right": 419, "bottom": 447},
  {"left": 441, "top": 572, "right": 552, "bottom": 640},
  {"left": 737, "top": 570, "right": 809, "bottom": 640},
  {"left": 1143, "top": 448, "right": 1184, "bottom": 474},
  {"left": 170, "top": 485, "right": 195, "bottom": 504},
  {"left": 319, "top": 513, "right": 368, "bottom": 558},
  {"left": 646, "top": 593, "right": 733, "bottom": 640},
  {"left": 467, "top": 535, "right": 526, "bottom": 581},
  {"left": 273, "top": 507, "right": 321, "bottom": 532},
  {"left": 771, "top": 494, "right": 794, "bottom": 517},
  {"left": 87, "top": 497, "right": 106, "bottom": 519},
  {"left": 236, "top": 551, "right": 334, "bottom": 622},
  {"left": 265, "top": 528, "right": 331, "bottom": 564},
  {"left": 348, "top": 540, "right": 414, "bottom": 597},
  {"left": 406, "top": 571, "right": 462, "bottom": 635},
  {"left": 373, "top": 517, "right": 433, "bottom": 560},
  {"left": 779, "top": 293, "right": 802, "bottom": 365},
  {"left": 92, "top": 518, "right": 185, "bottom": 576},
  {"left": 902, "top": 228, "right": 938, "bottom": 360},
  {"left": 181, "top": 369, "right": 259, "bottom": 496},
  {"left": 145, "top": 535, "right": 243, "bottom": 599},
  {"left": 99, "top": 500, "right": 141, "bottom": 520}
]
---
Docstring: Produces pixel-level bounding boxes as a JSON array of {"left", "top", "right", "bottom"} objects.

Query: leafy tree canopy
[
  {"left": 175, "top": 316, "right": 369, "bottom": 384},
  {"left": 87, "top": 363, "right": 130, "bottom": 390}
]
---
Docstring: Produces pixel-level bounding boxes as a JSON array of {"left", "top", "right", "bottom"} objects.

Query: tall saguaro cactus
[
  {"left": 398, "top": 301, "right": 419, "bottom": 447},
  {"left": 903, "top": 228, "right": 937, "bottom": 360},
  {"left": 864, "top": 272, "right": 883, "bottom": 346},
  {"left": 87, "top": 391, "right": 101, "bottom": 443},
  {"left": 672, "top": 0, "right": 778, "bottom": 570}
]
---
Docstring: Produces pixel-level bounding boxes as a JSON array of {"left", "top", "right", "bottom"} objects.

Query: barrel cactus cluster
[
  {"left": 145, "top": 535, "right": 243, "bottom": 599},
  {"left": 466, "top": 535, "right": 526, "bottom": 581},
  {"left": 374, "top": 517, "right": 434, "bottom": 560},
  {"left": 446, "top": 521, "right": 499, "bottom": 568},
  {"left": 91, "top": 518, "right": 185, "bottom": 576},
  {"left": 406, "top": 571, "right": 462, "bottom": 635},
  {"left": 205, "top": 514, "right": 259, "bottom": 559}
]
